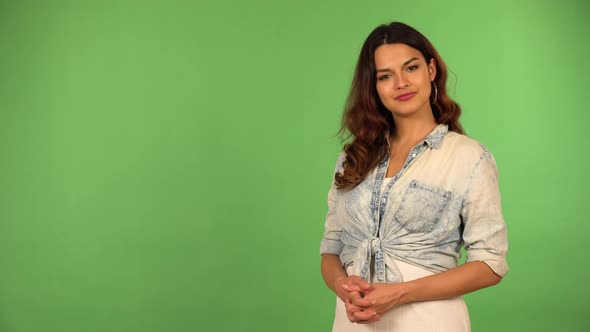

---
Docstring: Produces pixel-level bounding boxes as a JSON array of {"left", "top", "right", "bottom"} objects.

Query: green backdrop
[{"left": 0, "top": 1, "right": 588, "bottom": 331}]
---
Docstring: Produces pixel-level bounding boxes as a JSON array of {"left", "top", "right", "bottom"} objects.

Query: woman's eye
[
  {"left": 378, "top": 74, "right": 391, "bottom": 81},
  {"left": 407, "top": 65, "right": 419, "bottom": 71}
]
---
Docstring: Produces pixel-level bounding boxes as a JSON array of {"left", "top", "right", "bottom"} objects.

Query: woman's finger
[
  {"left": 356, "top": 314, "right": 381, "bottom": 324},
  {"left": 352, "top": 308, "right": 378, "bottom": 321},
  {"left": 348, "top": 291, "right": 375, "bottom": 307}
]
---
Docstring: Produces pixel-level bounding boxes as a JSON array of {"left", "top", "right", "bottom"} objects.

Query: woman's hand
[
  {"left": 333, "top": 275, "right": 373, "bottom": 302},
  {"left": 349, "top": 282, "right": 408, "bottom": 320},
  {"left": 334, "top": 276, "right": 382, "bottom": 323},
  {"left": 332, "top": 275, "right": 380, "bottom": 323},
  {"left": 345, "top": 295, "right": 381, "bottom": 324}
]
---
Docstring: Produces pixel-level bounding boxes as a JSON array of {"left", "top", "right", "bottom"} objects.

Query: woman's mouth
[{"left": 395, "top": 92, "right": 416, "bottom": 101}]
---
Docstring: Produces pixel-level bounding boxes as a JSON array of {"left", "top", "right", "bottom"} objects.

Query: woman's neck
[{"left": 390, "top": 116, "right": 438, "bottom": 147}]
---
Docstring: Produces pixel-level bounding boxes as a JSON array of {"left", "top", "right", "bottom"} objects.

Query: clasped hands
[{"left": 335, "top": 275, "right": 404, "bottom": 324}]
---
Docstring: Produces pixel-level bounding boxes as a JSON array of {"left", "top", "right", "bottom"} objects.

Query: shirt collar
[
  {"left": 385, "top": 123, "right": 448, "bottom": 149},
  {"left": 424, "top": 123, "right": 448, "bottom": 149}
]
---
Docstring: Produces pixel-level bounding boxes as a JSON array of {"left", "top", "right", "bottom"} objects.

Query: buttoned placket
[{"left": 361, "top": 140, "right": 430, "bottom": 283}]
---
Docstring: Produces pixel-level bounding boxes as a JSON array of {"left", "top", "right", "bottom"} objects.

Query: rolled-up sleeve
[
  {"left": 461, "top": 149, "right": 509, "bottom": 277},
  {"left": 320, "top": 152, "right": 346, "bottom": 256}
]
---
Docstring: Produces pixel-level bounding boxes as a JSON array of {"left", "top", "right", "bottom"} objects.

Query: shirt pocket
[{"left": 394, "top": 180, "right": 451, "bottom": 233}]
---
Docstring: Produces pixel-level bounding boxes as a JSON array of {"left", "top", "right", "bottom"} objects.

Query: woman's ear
[{"left": 428, "top": 58, "right": 437, "bottom": 81}]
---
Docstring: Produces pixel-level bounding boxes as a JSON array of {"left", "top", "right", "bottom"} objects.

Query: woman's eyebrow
[{"left": 376, "top": 57, "right": 419, "bottom": 73}]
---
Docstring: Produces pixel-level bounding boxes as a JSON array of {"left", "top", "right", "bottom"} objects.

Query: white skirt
[{"left": 331, "top": 259, "right": 470, "bottom": 332}]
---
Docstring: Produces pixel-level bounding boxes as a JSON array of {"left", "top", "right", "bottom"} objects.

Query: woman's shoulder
[
  {"left": 331, "top": 150, "right": 347, "bottom": 173},
  {"left": 443, "top": 131, "right": 493, "bottom": 162}
]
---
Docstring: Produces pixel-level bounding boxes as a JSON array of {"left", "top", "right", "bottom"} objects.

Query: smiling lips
[{"left": 395, "top": 92, "right": 416, "bottom": 101}]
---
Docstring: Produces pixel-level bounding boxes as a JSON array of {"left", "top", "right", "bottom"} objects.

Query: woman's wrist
[
  {"left": 395, "top": 281, "right": 418, "bottom": 305},
  {"left": 332, "top": 275, "right": 346, "bottom": 293}
]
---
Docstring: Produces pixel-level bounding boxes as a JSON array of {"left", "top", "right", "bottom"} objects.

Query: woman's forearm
[
  {"left": 321, "top": 254, "right": 348, "bottom": 296},
  {"left": 399, "top": 261, "right": 502, "bottom": 304}
]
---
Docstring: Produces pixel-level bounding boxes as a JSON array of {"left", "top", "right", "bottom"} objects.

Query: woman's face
[{"left": 374, "top": 43, "right": 436, "bottom": 119}]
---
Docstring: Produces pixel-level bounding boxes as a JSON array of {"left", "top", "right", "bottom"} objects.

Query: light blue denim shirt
[{"left": 320, "top": 124, "right": 509, "bottom": 283}]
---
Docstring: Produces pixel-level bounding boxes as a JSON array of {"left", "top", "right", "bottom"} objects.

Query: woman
[{"left": 320, "top": 22, "right": 508, "bottom": 331}]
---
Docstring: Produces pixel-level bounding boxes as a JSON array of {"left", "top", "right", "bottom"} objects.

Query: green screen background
[{"left": 0, "top": 1, "right": 588, "bottom": 331}]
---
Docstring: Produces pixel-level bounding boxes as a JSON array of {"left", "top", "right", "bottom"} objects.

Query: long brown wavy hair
[{"left": 335, "top": 22, "right": 464, "bottom": 190}]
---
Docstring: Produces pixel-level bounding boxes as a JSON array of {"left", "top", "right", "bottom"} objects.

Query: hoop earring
[{"left": 431, "top": 82, "right": 438, "bottom": 104}]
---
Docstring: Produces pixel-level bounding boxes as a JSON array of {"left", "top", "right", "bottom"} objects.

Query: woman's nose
[{"left": 396, "top": 74, "right": 409, "bottom": 89}]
